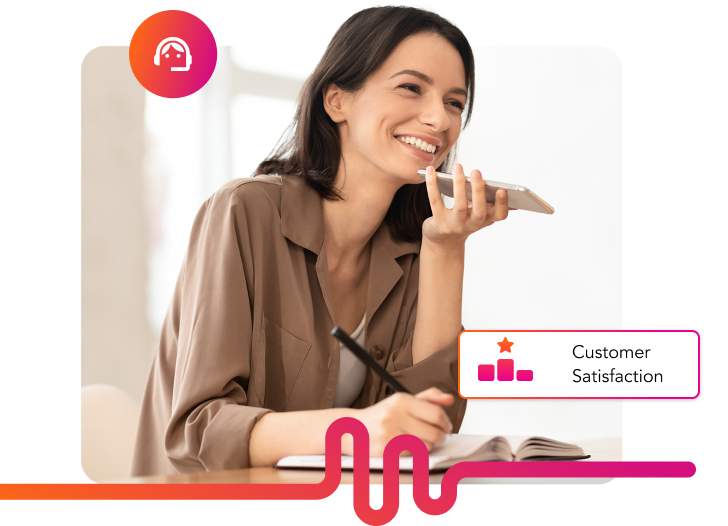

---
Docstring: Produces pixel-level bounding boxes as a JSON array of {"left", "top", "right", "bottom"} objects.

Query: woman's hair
[{"left": 254, "top": 6, "right": 475, "bottom": 243}]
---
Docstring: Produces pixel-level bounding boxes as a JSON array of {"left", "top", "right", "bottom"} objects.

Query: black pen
[{"left": 330, "top": 326, "right": 412, "bottom": 395}]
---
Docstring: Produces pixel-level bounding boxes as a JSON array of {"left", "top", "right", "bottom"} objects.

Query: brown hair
[{"left": 254, "top": 6, "right": 476, "bottom": 243}]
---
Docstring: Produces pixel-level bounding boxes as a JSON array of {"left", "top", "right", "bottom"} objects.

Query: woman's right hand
[{"left": 341, "top": 387, "right": 454, "bottom": 456}]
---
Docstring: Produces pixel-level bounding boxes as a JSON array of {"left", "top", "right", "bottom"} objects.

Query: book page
[
  {"left": 503, "top": 436, "right": 531, "bottom": 453},
  {"left": 403, "top": 436, "right": 516, "bottom": 470},
  {"left": 428, "top": 434, "right": 502, "bottom": 459},
  {"left": 511, "top": 436, "right": 586, "bottom": 461},
  {"left": 275, "top": 434, "right": 509, "bottom": 471},
  {"left": 274, "top": 434, "right": 588, "bottom": 470},
  {"left": 388, "top": 434, "right": 505, "bottom": 471},
  {"left": 275, "top": 455, "right": 328, "bottom": 468}
]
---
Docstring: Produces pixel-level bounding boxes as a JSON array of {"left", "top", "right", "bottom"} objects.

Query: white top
[{"left": 332, "top": 315, "right": 368, "bottom": 408}]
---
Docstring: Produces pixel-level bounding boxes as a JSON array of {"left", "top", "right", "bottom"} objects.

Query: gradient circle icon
[{"left": 129, "top": 10, "right": 217, "bottom": 98}]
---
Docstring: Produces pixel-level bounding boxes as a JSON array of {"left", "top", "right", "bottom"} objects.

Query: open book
[{"left": 275, "top": 434, "right": 590, "bottom": 472}]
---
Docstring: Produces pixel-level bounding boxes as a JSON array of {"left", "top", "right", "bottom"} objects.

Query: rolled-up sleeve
[
  {"left": 164, "top": 187, "right": 273, "bottom": 473},
  {"left": 387, "top": 298, "right": 467, "bottom": 433}
]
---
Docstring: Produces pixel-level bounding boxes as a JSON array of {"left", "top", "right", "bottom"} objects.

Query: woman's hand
[
  {"left": 422, "top": 163, "right": 510, "bottom": 247},
  {"left": 341, "top": 387, "right": 454, "bottom": 457}
]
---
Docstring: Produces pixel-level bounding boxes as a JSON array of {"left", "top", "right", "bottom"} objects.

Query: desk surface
[{"left": 115, "top": 438, "right": 621, "bottom": 485}]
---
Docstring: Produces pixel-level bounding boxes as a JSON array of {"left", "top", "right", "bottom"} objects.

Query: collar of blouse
[
  {"left": 278, "top": 173, "right": 421, "bottom": 333},
  {"left": 279, "top": 173, "right": 421, "bottom": 258}
]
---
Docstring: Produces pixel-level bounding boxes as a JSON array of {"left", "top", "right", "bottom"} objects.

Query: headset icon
[{"left": 153, "top": 37, "right": 192, "bottom": 71}]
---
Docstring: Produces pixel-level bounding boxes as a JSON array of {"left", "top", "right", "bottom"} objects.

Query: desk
[{"left": 115, "top": 438, "right": 621, "bottom": 485}]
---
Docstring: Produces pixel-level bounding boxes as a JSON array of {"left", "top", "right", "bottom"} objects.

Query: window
[{"left": 143, "top": 48, "right": 302, "bottom": 334}]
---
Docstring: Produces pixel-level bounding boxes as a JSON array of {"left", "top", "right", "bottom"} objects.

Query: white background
[
  {"left": 143, "top": 44, "right": 622, "bottom": 441},
  {"left": 455, "top": 45, "right": 623, "bottom": 440}
]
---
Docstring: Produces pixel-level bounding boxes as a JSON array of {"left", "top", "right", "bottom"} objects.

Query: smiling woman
[
  {"left": 256, "top": 9, "right": 476, "bottom": 243},
  {"left": 321, "top": 33, "right": 467, "bottom": 184},
  {"left": 131, "top": 6, "right": 510, "bottom": 478}
]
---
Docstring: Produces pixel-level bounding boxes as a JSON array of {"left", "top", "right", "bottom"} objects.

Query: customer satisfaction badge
[{"left": 458, "top": 330, "right": 699, "bottom": 399}]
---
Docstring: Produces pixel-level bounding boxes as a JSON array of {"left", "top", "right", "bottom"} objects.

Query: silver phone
[{"left": 417, "top": 169, "right": 554, "bottom": 215}]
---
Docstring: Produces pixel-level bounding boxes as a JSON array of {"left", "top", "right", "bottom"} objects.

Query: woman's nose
[{"left": 420, "top": 95, "right": 451, "bottom": 133}]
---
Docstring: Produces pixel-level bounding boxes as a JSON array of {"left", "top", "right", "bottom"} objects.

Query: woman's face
[{"left": 331, "top": 32, "right": 468, "bottom": 186}]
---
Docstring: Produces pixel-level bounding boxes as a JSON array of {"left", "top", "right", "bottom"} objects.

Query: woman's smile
[
  {"left": 395, "top": 135, "right": 437, "bottom": 161},
  {"left": 325, "top": 32, "right": 466, "bottom": 186}
]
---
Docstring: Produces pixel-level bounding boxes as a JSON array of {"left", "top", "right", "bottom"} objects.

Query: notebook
[{"left": 275, "top": 434, "right": 590, "bottom": 472}]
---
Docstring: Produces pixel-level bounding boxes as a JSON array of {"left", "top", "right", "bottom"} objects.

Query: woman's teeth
[{"left": 397, "top": 136, "right": 437, "bottom": 153}]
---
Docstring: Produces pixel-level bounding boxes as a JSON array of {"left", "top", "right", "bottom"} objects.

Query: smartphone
[{"left": 417, "top": 169, "right": 555, "bottom": 215}]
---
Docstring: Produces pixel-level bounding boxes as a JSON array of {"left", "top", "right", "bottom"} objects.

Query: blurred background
[{"left": 81, "top": 44, "right": 621, "bottom": 443}]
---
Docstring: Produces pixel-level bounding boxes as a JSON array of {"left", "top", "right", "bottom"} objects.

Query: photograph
[{"left": 80, "top": 5, "right": 621, "bottom": 483}]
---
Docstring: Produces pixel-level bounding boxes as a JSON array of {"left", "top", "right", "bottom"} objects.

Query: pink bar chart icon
[
  {"left": 478, "top": 338, "right": 533, "bottom": 381},
  {"left": 517, "top": 370, "right": 533, "bottom": 381},
  {"left": 478, "top": 364, "right": 495, "bottom": 381},
  {"left": 478, "top": 359, "right": 533, "bottom": 382},
  {"left": 497, "top": 359, "right": 514, "bottom": 381}
]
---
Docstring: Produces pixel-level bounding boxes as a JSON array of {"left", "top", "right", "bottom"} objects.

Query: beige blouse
[{"left": 129, "top": 174, "right": 466, "bottom": 477}]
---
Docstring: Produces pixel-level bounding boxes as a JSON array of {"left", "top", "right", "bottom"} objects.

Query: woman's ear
[{"left": 323, "top": 83, "right": 347, "bottom": 123}]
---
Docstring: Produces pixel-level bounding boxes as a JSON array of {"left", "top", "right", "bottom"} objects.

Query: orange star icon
[{"left": 498, "top": 337, "right": 514, "bottom": 353}]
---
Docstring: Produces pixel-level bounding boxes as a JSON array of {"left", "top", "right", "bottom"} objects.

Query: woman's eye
[
  {"left": 398, "top": 84, "right": 465, "bottom": 113},
  {"left": 399, "top": 84, "right": 421, "bottom": 94}
]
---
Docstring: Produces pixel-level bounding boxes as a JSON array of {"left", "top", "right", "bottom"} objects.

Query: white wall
[
  {"left": 81, "top": 47, "right": 153, "bottom": 403},
  {"left": 457, "top": 47, "right": 622, "bottom": 440}
]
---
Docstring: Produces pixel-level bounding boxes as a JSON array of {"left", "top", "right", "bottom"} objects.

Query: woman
[{"left": 130, "top": 6, "right": 509, "bottom": 477}]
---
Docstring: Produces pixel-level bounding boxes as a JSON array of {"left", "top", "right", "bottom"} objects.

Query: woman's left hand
[{"left": 422, "top": 163, "right": 510, "bottom": 247}]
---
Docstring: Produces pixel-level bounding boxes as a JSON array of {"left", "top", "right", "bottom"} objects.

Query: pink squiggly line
[
  {"left": 0, "top": 417, "right": 695, "bottom": 521},
  {"left": 341, "top": 417, "right": 455, "bottom": 524},
  {"left": 325, "top": 417, "right": 695, "bottom": 525}
]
